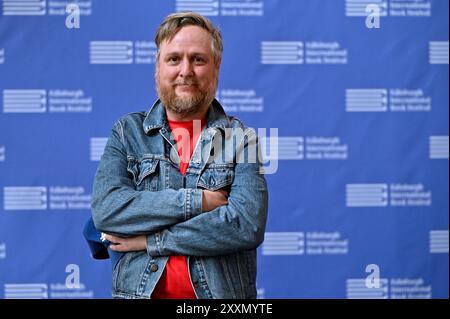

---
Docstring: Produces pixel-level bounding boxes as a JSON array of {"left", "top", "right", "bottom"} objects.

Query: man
[{"left": 90, "top": 12, "right": 268, "bottom": 299}]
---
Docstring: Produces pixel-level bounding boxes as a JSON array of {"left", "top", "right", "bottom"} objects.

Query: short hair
[{"left": 155, "top": 12, "right": 223, "bottom": 66}]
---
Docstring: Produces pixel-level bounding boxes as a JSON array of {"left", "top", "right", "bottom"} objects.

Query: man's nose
[{"left": 179, "top": 59, "right": 194, "bottom": 77}]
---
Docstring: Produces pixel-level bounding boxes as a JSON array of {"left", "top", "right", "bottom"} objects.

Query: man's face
[{"left": 156, "top": 25, "right": 220, "bottom": 117}]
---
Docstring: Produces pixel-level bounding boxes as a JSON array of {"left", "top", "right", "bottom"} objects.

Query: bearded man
[{"left": 89, "top": 12, "right": 268, "bottom": 299}]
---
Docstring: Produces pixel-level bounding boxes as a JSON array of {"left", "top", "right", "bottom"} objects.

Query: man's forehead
[{"left": 160, "top": 26, "right": 212, "bottom": 50}]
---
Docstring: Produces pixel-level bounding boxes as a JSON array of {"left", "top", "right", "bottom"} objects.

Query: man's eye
[
  {"left": 167, "top": 57, "right": 179, "bottom": 63},
  {"left": 194, "top": 57, "right": 206, "bottom": 64}
]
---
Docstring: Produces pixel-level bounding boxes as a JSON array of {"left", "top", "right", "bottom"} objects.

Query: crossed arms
[{"left": 91, "top": 122, "right": 268, "bottom": 257}]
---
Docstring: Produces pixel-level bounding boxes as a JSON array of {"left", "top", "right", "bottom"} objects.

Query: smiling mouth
[
  {"left": 174, "top": 81, "right": 197, "bottom": 87},
  {"left": 175, "top": 84, "right": 198, "bottom": 92}
]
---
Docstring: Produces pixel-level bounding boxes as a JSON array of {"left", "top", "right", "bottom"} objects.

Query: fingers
[
  {"left": 103, "top": 234, "right": 120, "bottom": 244},
  {"left": 217, "top": 189, "right": 229, "bottom": 197},
  {"left": 103, "top": 234, "right": 147, "bottom": 252},
  {"left": 106, "top": 236, "right": 129, "bottom": 252},
  {"left": 103, "top": 234, "right": 124, "bottom": 251},
  {"left": 218, "top": 190, "right": 229, "bottom": 205},
  {"left": 110, "top": 243, "right": 127, "bottom": 252}
]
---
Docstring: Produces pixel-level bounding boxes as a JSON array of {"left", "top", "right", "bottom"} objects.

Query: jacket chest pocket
[
  {"left": 197, "top": 164, "right": 235, "bottom": 191},
  {"left": 127, "top": 158, "right": 159, "bottom": 191}
]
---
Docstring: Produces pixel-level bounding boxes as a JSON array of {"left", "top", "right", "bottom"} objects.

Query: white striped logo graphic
[
  {"left": 0, "top": 243, "right": 5, "bottom": 259},
  {"left": 0, "top": 48, "right": 4, "bottom": 64},
  {"left": 430, "top": 230, "right": 449, "bottom": 254},
  {"left": 261, "top": 136, "right": 303, "bottom": 160},
  {"left": 429, "top": 136, "right": 449, "bottom": 159},
  {"left": 90, "top": 41, "right": 133, "bottom": 64},
  {"left": 0, "top": 145, "right": 5, "bottom": 162},
  {"left": 3, "top": 186, "right": 47, "bottom": 210},
  {"left": 90, "top": 137, "right": 108, "bottom": 161},
  {"left": 346, "top": 279, "right": 388, "bottom": 299},
  {"left": 2, "top": 0, "right": 46, "bottom": 15},
  {"left": 345, "top": 0, "right": 388, "bottom": 17},
  {"left": 4, "top": 283, "right": 48, "bottom": 299},
  {"left": 3, "top": 89, "right": 46, "bottom": 113},
  {"left": 262, "top": 232, "right": 304, "bottom": 255},
  {"left": 346, "top": 184, "right": 388, "bottom": 207},
  {"left": 175, "top": 0, "right": 219, "bottom": 16},
  {"left": 429, "top": 41, "right": 449, "bottom": 64},
  {"left": 261, "top": 41, "right": 303, "bottom": 64},
  {"left": 346, "top": 89, "right": 388, "bottom": 112}
]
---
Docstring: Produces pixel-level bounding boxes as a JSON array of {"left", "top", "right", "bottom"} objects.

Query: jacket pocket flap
[
  {"left": 127, "top": 158, "right": 159, "bottom": 186},
  {"left": 198, "top": 165, "right": 234, "bottom": 191}
]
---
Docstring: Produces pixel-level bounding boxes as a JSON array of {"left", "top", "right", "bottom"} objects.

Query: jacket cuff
[
  {"left": 185, "top": 188, "right": 203, "bottom": 220},
  {"left": 146, "top": 232, "right": 161, "bottom": 256}
]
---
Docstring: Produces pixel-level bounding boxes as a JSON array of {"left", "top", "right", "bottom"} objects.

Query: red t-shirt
[{"left": 151, "top": 117, "right": 205, "bottom": 299}]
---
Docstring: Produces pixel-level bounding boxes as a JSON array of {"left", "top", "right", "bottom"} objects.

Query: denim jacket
[{"left": 90, "top": 99, "right": 268, "bottom": 299}]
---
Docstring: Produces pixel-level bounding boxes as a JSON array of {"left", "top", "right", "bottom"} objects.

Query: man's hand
[
  {"left": 202, "top": 189, "right": 229, "bottom": 212},
  {"left": 103, "top": 234, "right": 147, "bottom": 252}
]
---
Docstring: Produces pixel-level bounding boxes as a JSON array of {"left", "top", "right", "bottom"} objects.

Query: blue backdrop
[{"left": 0, "top": 0, "right": 448, "bottom": 299}]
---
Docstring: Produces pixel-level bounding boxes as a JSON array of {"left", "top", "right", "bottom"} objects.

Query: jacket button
[{"left": 150, "top": 264, "right": 158, "bottom": 272}]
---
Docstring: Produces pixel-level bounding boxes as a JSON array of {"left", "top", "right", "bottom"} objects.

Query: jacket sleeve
[
  {"left": 91, "top": 121, "right": 203, "bottom": 236},
  {"left": 146, "top": 130, "right": 269, "bottom": 256}
]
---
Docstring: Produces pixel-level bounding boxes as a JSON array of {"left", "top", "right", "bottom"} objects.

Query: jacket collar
[{"left": 143, "top": 98, "right": 230, "bottom": 134}]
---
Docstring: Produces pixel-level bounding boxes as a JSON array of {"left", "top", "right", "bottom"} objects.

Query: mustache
[{"left": 173, "top": 80, "right": 198, "bottom": 86}]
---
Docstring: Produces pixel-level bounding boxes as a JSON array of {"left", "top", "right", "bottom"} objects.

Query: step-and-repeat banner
[{"left": 0, "top": 0, "right": 448, "bottom": 299}]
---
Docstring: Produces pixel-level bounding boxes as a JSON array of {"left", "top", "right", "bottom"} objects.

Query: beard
[{"left": 156, "top": 74, "right": 217, "bottom": 117}]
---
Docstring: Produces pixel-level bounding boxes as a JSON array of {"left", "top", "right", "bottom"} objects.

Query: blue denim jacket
[{"left": 90, "top": 99, "right": 268, "bottom": 299}]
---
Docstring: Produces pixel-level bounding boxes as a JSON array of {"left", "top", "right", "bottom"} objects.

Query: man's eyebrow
[
  {"left": 162, "top": 51, "right": 209, "bottom": 57},
  {"left": 161, "top": 51, "right": 180, "bottom": 58}
]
